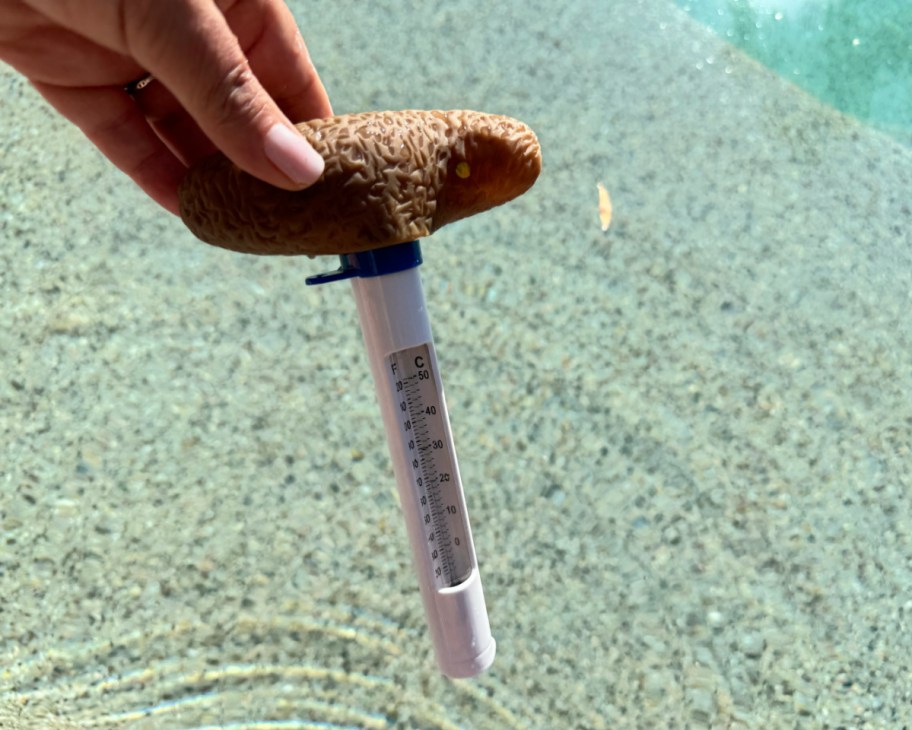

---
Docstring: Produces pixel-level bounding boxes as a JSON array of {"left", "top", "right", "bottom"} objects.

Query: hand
[{"left": 0, "top": 0, "right": 333, "bottom": 215}]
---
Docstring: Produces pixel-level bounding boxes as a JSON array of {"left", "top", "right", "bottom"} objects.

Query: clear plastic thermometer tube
[{"left": 306, "top": 242, "right": 495, "bottom": 678}]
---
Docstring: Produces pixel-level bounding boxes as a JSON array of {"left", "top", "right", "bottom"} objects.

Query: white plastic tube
[{"left": 350, "top": 266, "right": 495, "bottom": 678}]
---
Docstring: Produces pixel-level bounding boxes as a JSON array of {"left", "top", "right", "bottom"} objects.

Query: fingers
[
  {"left": 16, "top": 0, "right": 334, "bottom": 207},
  {"left": 0, "top": 8, "right": 142, "bottom": 88},
  {"left": 127, "top": 0, "right": 331, "bottom": 178},
  {"left": 32, "top": 80, "right": 186, "bottom": 214},
  {"left": 127, "top": 78, "right": 217, "bottom": 167},
  {"left": 122, "top": 0, "right": 325, "bottom": 190}
]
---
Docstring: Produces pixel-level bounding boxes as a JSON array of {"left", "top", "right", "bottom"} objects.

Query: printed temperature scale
[{"left": 307, "top": 241, "right": 495, "bottom": 679}]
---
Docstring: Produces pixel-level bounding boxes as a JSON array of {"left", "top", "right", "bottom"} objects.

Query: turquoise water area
[{"left": 676, "top": 0, "right": 912, "bottom": 141}]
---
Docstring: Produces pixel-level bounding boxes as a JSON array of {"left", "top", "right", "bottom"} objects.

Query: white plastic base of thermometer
[{"left": 350, "top": 267, "right": 495, "bottom": 678}]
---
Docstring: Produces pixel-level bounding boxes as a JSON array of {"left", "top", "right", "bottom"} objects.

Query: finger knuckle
[{"left": 208, "top": 60, "right": 266, "bottom": 130}]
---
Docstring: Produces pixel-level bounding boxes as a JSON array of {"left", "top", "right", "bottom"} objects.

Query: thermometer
[{"left": 307, "top": 241, "right": 495, "bottom": 678}]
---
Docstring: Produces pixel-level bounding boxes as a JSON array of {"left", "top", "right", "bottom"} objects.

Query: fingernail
[{"left": 264, "top": 124, "right": 324, "bottom": 186}]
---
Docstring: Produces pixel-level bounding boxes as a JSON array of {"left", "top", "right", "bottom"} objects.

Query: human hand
[{"left": 0, "top": 0, "right": 332, "bottom": 215}]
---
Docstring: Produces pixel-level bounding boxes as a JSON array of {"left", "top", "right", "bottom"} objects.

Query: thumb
[{"left": 131, "top": 0, "right": 325, "bottom": 189}]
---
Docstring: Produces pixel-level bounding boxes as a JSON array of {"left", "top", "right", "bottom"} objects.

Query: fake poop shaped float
[
  {"left": 177, "top": 109, "right": 541, "bottom": 679},
  {"left": 178, "top": 109, "right": 542, "bottom": 255}
]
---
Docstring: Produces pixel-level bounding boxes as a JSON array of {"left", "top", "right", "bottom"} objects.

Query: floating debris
[{"left": 597, "top": 181, "right": 612, "bottom": 231}]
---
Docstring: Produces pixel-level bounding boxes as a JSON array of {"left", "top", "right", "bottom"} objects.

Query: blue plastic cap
[{"left": 305, "top": 241, "right": 423, "bottom": 285}]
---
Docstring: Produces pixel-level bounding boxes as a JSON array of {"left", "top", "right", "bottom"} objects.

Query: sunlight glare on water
[{"left": 676, "top": 0, "right": 912, "bottom": 142}]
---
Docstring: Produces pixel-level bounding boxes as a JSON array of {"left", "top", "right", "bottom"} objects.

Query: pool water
[
  {"left": 676, "top": 0, "right": 912, "bottom": 142},
  {"left": 2, "top": 0, "right": 911, "bottom": 727}
]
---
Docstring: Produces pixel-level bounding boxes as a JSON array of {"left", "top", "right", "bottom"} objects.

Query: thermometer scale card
[{"left": 387, "top": 343, "right": 472, "bottom": 589}]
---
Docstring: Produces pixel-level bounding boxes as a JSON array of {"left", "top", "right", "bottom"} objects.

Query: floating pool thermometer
[
  {"left": 307, "top": 241, "right": 495, "bottom": 678},
  {"left": 178, "top": 108, "right": 541, "bottom": 677}
]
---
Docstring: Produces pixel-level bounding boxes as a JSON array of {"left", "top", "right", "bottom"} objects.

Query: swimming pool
[
  {"left": 676, "top": 0, "right": 912, "bottom": 143},
  {"left": 2, "top": 0, "right": 911, "bottom": 727}
]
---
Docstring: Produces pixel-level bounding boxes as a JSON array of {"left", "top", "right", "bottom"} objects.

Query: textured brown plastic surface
[{"left": 178, "top": 110, "right": 542, "bottom": 256}]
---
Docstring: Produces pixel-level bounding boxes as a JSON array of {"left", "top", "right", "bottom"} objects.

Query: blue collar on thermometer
[{"left": 307, "top": 241, "right": 495, "bottom": 678}]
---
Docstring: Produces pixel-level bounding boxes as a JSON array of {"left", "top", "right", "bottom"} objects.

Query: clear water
[
  {"left": 2, "top": 0, "right": 911, "bottom": 728},
  {"left": 676, "top": 0, "right": 912, "bottom": 142}
]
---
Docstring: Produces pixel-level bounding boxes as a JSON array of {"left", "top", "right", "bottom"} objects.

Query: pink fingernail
[{"left": 264, "top": 124, "right": 324, "bottom": 186}]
